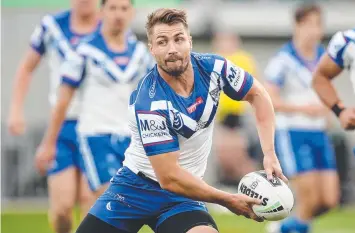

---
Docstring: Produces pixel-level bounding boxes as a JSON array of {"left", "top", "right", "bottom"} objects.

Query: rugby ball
[{"left": 238, "top": 170, "right": 294, "bottom": 221}]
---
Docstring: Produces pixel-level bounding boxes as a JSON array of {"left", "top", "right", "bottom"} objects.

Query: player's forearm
[
  {"left": 312, "top": 71, "right": 341, "bottom": 108},
  {"left": 9, "top": 68, "right": 33, "bottom": 114},
  {"left": 160, "top": 166, "right": 232, "bottom": 205},
  {"left": 249, "top": 88, "right": 276, "bottom": 156}
]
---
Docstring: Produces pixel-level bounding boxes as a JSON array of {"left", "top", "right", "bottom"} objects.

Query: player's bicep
[
  {"left": 221, "top": 59, "right": 254, "bottom": 101},
  {"left": 242, "top": 77, "right": 269, "bottom": 103},
  {"left": 314, "top": 53, "right": 343, "bottom": 81},
  {"left": 148, "top": 150, "right": 180, "bottom": 184},
  {"left": 20, "top": 48, "right": 42, "bottom": 73},
  {"left": 136, "top": 110, "right": 179, "bottom": 156}
]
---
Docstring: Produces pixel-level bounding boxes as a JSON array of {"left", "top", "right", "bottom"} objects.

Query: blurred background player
[
  {"left": 7, "top": 1, "right": 100, "bottom": 233},
  {"left": 312, "top": 28, "right": 355, "bottom": 150},
  {"left": 264, "top": 4, "right": 339, "bottom": 233},
  {"left": 36, "top": 0, "right": 153, "bottom": 198},
  {"left": 212, "top": 31, "right": 259, "bottom": 185}
]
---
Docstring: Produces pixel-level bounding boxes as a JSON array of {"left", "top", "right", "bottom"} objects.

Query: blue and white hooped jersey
[
  {"left": 30, "top": 10, "right": 100, "bottom": 118},
  {"left": 327, "top": 28, "right": 355, "bottom": 93},
  {"left": 60, "top": 30, "right": 154, "bottom": 136},
  {"left": 264, "top": 41, "right": 326, "bottom": 131},
  {"left": 123, "top": 53, "right": 254, "bottom": 181}
]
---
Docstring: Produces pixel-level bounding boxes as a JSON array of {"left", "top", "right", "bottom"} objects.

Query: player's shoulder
[
  {"left": 329, "top": 29, "right": 355, "bottom": 50},
  {"left": 129, "top": 68, "right": 162, "bottom": 111},
  {"left": 75, "top": 31, "right": 104, "bottom": 56},
  {"left": 41, "top": 10, "right": 70, "bottom": 25},
  {"left": 191, "top": 52, "right": 226, "bottom": 74}
]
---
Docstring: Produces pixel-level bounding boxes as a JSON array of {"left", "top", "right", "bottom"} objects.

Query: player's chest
[
  {"left": 286, "top": 64, "right": 315, "bottom": 88},
  {"left": 86, "top": 53, "right": 144, "bottom": 85},
  {"left": 163, "top": 73, "right": 222, "bottom": 138}
]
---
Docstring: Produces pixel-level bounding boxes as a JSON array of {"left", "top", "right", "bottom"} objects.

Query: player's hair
[
  {"left": 101, "top": 0, "right": 134, "bottom": 6},
  {"left": 294, "top": 3, "right": 322, "bottom": 23},
  {"left": 145, "top": 8, "right": 189, "bottom": 41}
]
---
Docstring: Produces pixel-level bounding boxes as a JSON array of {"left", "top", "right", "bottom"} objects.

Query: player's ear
[
  {"left": 189, "top": 36, "right": 193, "bottom": 50},
  {"left": 148, "top": 42, "right": 154, "bottom": 55}
]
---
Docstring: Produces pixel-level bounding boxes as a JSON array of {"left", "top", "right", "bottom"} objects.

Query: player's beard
[{"left": 159, "top": 55, "right": 189, "bottom": 77}]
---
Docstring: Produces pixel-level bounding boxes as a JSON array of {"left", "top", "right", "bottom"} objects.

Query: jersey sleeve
[
  {"left": 327, "top": 31, "right": 348, "bottom": 69},
  {"left": 60, "top": 50, "right": 86, "bottom": 88},
  {"left": 264, "top": 54, "right": 287, "bottom": 87},
  {"left": 29, "top": 17, "right": 49, "bottom": 55},
  {"left": 220, "top": 58, "right": 254, "bottom": 101},
  {"left": 135, "top": 109, "right": 180, "bottom": 156}
]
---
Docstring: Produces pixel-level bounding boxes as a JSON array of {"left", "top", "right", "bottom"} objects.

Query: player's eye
[
  {"left": 175, "top": 37, "right": 184, "bottom": 43},
  {"left": 157, "top": 40, "right": 166, "bottom": 46}
]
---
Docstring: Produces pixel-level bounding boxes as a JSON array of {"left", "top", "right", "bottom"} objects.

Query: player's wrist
[{"left": 331, "top": 102, "right": 345, "bottom": 117}]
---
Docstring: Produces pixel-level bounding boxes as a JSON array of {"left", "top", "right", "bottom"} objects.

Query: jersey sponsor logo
[
  {"left": 70, "top": 36, "right": 80, "bottom": 45},
  {"left": 187, "top": 97, "right": 204, "bottom": 114},
  {"left": 193, "top": 54, "right": 211, "bottom": 60},
  {"left": 170, "top": 110, "right": 184, "bottom": 130},
  {"left": 137, "top": 112, "right": 173, "bottom": 146},
  {"left": 114, "top": 56, "right": 130, "bottom": 65},
  {"left": 227, "top": 65, "right": 242, "bottom": 87}
]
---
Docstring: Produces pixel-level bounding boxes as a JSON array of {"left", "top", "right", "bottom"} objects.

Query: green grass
[{"left": 2, "top": 208, "right": 355, "bottom": 233}]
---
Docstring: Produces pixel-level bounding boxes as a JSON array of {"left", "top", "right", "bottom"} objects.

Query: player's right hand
[
  {"left": 35, "top": 142, "right": 56, "bottom": 176},
  {"left": 7, "top": 111, "right": 26, "bottom": 135},
  {"left": 223, "top": 194, "right": 264, "bottom": 222},
  {"left": 339, "top": 108, "right": 355, "bottom": 130}
]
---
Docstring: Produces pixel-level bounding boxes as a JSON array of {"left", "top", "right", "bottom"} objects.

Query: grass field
[{"left": 2, "top": 207, "right": 355, "bottom": 233}]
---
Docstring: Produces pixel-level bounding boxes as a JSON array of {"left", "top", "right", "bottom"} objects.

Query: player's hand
[
  {"left": 302, "top": 105, "right": 328, "bottom": 117},
  {"left": 223, "top": 194, "right": 264, "bottom": 222},
  {"left": 263, "top": 152, "right": 288, "bottom": 184},
  {"left": 7, "top": 110, "right": 26, "bottom": 135},
  {"left": 35, "top": 142, "right": 56, "bottom": 176},
  {"left": 339, "top": 108, "right": 355, "bottom": 130}
]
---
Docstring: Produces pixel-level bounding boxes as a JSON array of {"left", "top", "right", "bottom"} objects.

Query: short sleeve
[
  {"left": 60, "top": 51, "right": 86, "bottom": 88},
  {"left": 264, "top": 54, "right": 287, "bottom": 87},
  {"left": 29, "top": 18, "right": 48, "bottom": 55},
  {"left": 221, "top": 58, "right": 254, "bottom": 101},
  {"left": 327, "top": 31, "right": 348, "bottom": 68},
  {"left": 135, "top": 109, "right": 179, "bottom": 156}
]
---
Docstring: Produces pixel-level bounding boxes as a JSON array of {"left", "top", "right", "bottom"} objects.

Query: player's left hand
[
  {"left": 35, "top": 142, "right": 56, "bottom": 176},
  {"left": 263, "top": 152, "right": 288, "bottom": 184}
]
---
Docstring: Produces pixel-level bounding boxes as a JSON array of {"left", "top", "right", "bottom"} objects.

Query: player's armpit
[{"left": 312, "top": 54, "right": 343, "bottom": 108}]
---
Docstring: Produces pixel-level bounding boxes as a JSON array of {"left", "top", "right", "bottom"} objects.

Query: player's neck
[
  {"left": 158, "top": 63, "right": 194, "bottom": 98},
  {"left": 71, "top": 11, "right": 99, "bottom": 34},
  {"left": 101, "top": 25, "right": 127, "bottom": 52},
  {"left": 293, "top": 38, "right": 317, "bottom": 61}
]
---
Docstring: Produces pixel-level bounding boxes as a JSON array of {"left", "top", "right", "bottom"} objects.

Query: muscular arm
[
  {"left": 41, "top": 85, "right": 75, "bottom": 145},
  {"left": 8, "top": 49, "right": 42, "bottom": 118},
  {"left": 148, "top": 151, "right": 231, "bottom": 205},
  {"left": 312, "top": 54, "right": 343, "bottom": 107}
]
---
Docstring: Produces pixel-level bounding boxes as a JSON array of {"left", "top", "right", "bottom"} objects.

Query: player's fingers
[
  {"left": 275, "top": 169, "right": 288, "bottom": 184},
  {"left": 245, "top": 196, "right": 262, "bottom": 206},
  {"left": 265, "top": 168, "right": 273, "bottom": 180},
  {"left": 249, "top": 211, "right": 264, "bottom": 222}
]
